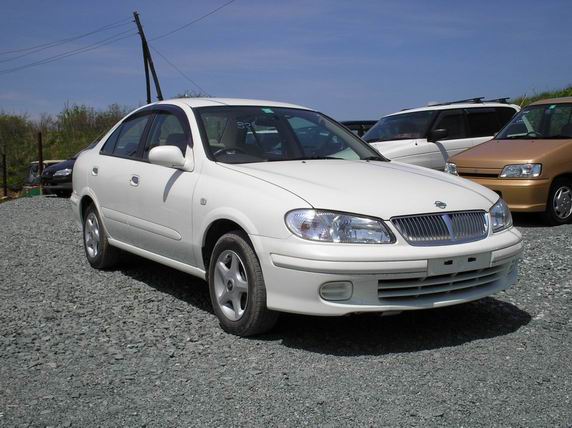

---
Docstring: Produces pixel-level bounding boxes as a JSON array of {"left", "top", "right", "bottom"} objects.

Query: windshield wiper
[{"left": 362, "top": 156, "right": 385, "bottom": 161}]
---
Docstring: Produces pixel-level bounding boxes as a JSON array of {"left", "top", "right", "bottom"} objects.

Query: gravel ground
[{"left": 0, "top": 196, "right": 571, "bottom": 427}]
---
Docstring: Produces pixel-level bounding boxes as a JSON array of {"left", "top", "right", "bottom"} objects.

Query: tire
[
  {"left": 543, "top": 178, "right": 572, "bottom": 225},
  {"left": 83, "top": 204, "right": 120, "bottom": 269},
  {"left": 208, "top": 231, "right": 279, "bottom": 336}
]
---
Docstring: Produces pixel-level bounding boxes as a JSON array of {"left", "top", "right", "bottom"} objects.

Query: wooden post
[
  {"left": 37, "top": 131, "right": 43, "bottom": 194},
  {"left": 1, "top": 153, "right": 7, "bottom": 198}
]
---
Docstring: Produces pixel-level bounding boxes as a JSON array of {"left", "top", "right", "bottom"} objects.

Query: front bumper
[
  {"left": 460, "top": 176, "right": 550, "bottom": 212},
  {"left": 251, "top": 228, "right": 523, "bottom": 316},
  {"left": 42, "top": 177, "right": 72, "bottom": 192}
]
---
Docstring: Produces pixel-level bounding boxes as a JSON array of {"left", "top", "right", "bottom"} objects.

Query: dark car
[
  {"left": 41, "top": 157, "right": 76, "bottom": 197},
  {"left": 341, "top": 120, "right": 377, "bottom": 137}
]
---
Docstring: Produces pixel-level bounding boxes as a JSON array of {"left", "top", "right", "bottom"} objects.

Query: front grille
[
  {"left": 392, "top": 210, "right": 488, "bottom": 246},
  {"left": 378, "top": 261, "right": 516, "bottom": 301},
  {"left": 459, "top": 172, "right": 498, "bottom": 178}
]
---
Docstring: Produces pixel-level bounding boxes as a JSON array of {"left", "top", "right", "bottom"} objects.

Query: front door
[{"left": 127, "top": 108, "right": 198, "bottom": 265}]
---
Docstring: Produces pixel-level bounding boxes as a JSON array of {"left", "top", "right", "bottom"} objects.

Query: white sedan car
[{"left": 71, "top": 98, "right": 523, "bottom": 336}]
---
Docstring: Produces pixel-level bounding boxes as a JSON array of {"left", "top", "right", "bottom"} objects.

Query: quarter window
[
  {"left": 432, "top": 110, "right": 466, "bottom": 140},
  {"left": 144, "top": 112, "right": 188, "bottom": 158},
  {"left": 112, "top": 115, "right": 150, "bottom": 158}
]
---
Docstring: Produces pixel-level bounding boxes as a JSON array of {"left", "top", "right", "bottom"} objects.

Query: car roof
[
  {"left": 385, "top": 102, "right": 519, "bottom": 118},
  {"left": 155, "top": 97, "right": 311, "bottom": 110},
  {"left": 30, "top": 160, "right": 65, "bottom": 165},
  {"left": 529, "top": 96, "right": 572, "bottom": 106}
]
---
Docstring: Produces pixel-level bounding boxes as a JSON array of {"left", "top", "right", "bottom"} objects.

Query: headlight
[
  {"left": 444, "top": 162, "right": 458, "bottom": 175},
  {"left": 285, "top": 209, "right": 395, "bottom": 244},
  {"left": 500, "top": 163, "right": 541, "bottom": 178},
  {"left": 53, "top": 168, "right": 72, "bottom": 177},
  {"left": 490, "top": 199, "right": 512, "bottom": 232}
]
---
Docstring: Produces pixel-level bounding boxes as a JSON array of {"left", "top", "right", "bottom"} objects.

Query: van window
[
  {"left": 432, "top": 110, "right": 466, "bottom": 140},
  {"left": 466, "top": 108, "right": 499, "bottom": 137}
]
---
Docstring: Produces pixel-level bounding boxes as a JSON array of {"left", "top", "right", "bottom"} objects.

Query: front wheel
[
  {"left": 208, "top": 231, "right": 279, "bottom": 336},
  {"left": 543, "top": 178, "right": 572, "bottom": 225}
]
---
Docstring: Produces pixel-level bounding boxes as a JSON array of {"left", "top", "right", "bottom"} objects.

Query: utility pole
[{"left": 133, "top": 11, "right": 163, "bottom": 104}]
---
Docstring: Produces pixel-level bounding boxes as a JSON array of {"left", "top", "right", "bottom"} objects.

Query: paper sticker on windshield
[
  {"left": 261, "top": 108, "right": 274, "bottom": 113},
  {"left": 549, "top": 104, "right": 557, "bottom": 110}
]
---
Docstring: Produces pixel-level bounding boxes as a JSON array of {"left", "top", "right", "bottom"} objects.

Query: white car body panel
[{"left": 71, "top": 98, "right": 522, "bottom": 317}]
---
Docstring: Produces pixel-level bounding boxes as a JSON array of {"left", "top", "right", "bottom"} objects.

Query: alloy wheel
[
  {"left": 553, "top": 185, "right": 572, "bottom": 220},
  {"left": 84, "top": 212, "right": 101, "bottom": 259},
  {"left": 213, "top": 250, "right": 249, "bottom": 321}
]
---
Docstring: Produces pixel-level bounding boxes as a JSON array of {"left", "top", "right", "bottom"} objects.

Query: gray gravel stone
[{"left": 0, "top": 196, "right": 571, "bottom": 426}]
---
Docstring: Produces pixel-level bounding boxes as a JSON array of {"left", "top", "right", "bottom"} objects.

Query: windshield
[
  {"left": 496, "top": 103, "right": 572, "bottom": 140},
  {"left": 363, "top": 110, "right": 437, "bottom": 142},
  {"left": 196, "top": 106, "right": 386, "bottom": 164}
]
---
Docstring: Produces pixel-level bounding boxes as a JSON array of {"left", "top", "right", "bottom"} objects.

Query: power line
[
  {"left": 150, "top": 0, "right": 236, "bottom": 41},
  {"left": 0, "top": 21, "right": 132, "bottom": 65},
  {"left": 150, "top": 44, "right": 208, "bottom": 95},
  {"left": 0, "top": 17, "right": 132, "bottom": 56},
  {"left": 0, "top": 30, "right": 137, "bottom": 76}
]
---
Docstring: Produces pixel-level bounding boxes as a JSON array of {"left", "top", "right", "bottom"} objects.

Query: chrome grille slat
[
  {"left": 377, "top": 261, "right": 516, "bottom": 301},
  {"left": 392, "top": 210, "right": 487, "bottom": 246},
  {"left": 378, "top": 265, "right": 508, "bottom": 289},
  {"left": 378, "top": 272, "right": 506, "bottom": 298}
]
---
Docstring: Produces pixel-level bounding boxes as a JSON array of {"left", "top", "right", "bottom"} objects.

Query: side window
[
  {"left": 432, "top": 109, "right": 466, "bottom": 140},
  {"left": 466, "top": 108, "right": 500, "bottom": 138},
  {"left": 112, "top": 115, "right": 150, "bottom": 158},
  {"left": 144, "top": 112, "right": 188, "bottom": 158},
  {"left": 497, "top": 107, "right": 517, "bottom": 129},
  {"left": 100, "top": 126, "right": 123, "bottom": 155}
]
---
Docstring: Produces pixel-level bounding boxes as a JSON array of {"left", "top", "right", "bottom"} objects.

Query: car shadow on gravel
[
  {"left": 115, "top": 255, "right": 531, "bottom": 356},
  {"left": 118, "top": 253, "right": 214, "bottom": 315},
  {"left": 262, "top": 298, "right": 531, "bottom": 356},
  {"left": 512, "top": 212, "right": 548, "bottom": 228}
]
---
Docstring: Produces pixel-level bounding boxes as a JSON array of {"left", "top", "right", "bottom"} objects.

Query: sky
[{"left": 1, "top": 0, "right": 571, "bottom": 121}]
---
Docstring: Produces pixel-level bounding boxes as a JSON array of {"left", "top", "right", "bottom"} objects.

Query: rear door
[
  {"left": 126, "top": 106, "right": 198, "bottom": 265},
  {"left": 463, "top": 107, "right": 506, "bottom": 151},
  {"left": 89, "top": 112, "right": 153, "bottom": 244},
  {"left": 426, "top": 109, "right": 468, "bottom": 169}
]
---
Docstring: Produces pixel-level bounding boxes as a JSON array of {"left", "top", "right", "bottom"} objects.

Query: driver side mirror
[
  {"left": 149, "top": 146, "right": 193, "bottom": 171},
  {"left": 427, "top": 128, "right": 448, "bottom": 143}
]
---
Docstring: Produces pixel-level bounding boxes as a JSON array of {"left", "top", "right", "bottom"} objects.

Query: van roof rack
[
  {"left": 428, "top": 97, "right": 484, "bottom": 106},
  {"left": 482, "top": 97, "right": 510, "bottom": 104},
  {"left": 428, "top": 97, "right": 511, "bottom": 107}
]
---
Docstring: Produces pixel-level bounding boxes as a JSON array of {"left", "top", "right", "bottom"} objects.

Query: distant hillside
[{"left": 512, "top": 85, "right": 572, "bottom": 106}]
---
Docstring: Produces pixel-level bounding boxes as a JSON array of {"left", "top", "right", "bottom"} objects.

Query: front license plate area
[{"left": 428, "top": 252, "right": 491, "bottom": 276}]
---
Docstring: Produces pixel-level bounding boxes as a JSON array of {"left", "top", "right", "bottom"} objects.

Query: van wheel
[
  {"left": 208, "top": 231, "right": 279, "bottom": 336},
  {"left": 543, "top": 178, "right": 572, "bottom": 225},
  {"left": 83, "top": 204, "right": 120, "bottom": 269}
]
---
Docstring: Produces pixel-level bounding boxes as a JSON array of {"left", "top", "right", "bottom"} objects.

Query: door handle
[
  {"left": 130, "top": 175, "right": 140, "bottom": 187},
  {"left": 91, "top": 167, "right": 98, "bottom": 176}
]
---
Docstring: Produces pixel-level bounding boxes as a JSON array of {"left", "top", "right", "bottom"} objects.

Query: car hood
[
  {"left": 43, "top": 158, "right": 76, "bottom": 175},
  {"left": 368, "top": 139, "right": 419, "bottom": 157},
  {"left": 222, "top": 160, "right": 498, "bottom": 219},
  {"left": 451, "top": 138, "right": 572, "bottom": 168}
]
